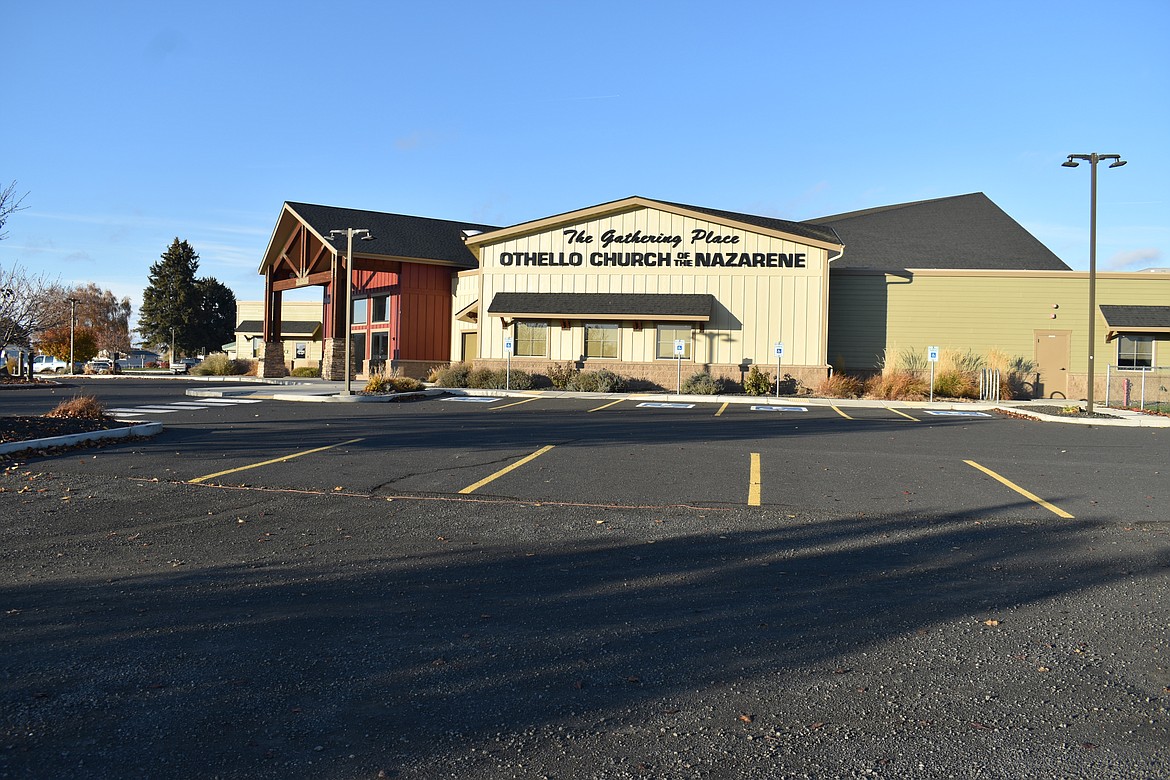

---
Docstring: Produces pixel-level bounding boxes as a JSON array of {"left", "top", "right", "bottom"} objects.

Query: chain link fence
[{"left": 1104, "top": 365, "right": 1170, "bottom": 413}]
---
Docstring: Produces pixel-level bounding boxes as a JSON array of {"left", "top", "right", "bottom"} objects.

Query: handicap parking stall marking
[
  {"left": 925, "top": 410, "right": 993, "bottom": 418},
  {"left": 636, "top": 402, "right": 696, "bottom": 409},
  {"left": 443, "top": 397, "right": 500, "bottom": 403},
  {"left": 751, "top": 405, "right": 809, "bottom": 413}
]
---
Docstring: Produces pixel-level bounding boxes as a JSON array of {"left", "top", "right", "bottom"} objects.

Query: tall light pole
[
  {"left": 68, "top": 297, "right": 79, "bottom": 374},
  {"left": 326, "top": 228, "right": 373, "bottom": 395},
  {"left": 1062, "top": 152, "right": 1126, "bottom": 414}
]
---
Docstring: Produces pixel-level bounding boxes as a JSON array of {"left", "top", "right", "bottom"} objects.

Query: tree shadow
[{"left": 0, "top": 496, "right": 1152, "bottom": 777}]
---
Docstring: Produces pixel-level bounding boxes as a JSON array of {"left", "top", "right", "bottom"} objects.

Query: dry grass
[
  {"left": 815, "top": 373, "right": 866, "bottom": 398},
  {"left": 45, "top": 395, "right": 108, "bottom": 420},
  {"left": 865, "top": 371, "right": 929, "bottom": 400}
]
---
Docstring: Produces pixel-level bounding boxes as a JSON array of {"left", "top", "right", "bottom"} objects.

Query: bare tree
[
  {"left": 0, "top": 181, "right": 28, "bottom": 241},
  {"left": 0, "top": 262, "right": 65, "bottom": 348}
]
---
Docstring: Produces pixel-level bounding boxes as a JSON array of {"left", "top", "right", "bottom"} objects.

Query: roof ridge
[{"left": 812, "top": 192, "right": 987, "bottom": 223}]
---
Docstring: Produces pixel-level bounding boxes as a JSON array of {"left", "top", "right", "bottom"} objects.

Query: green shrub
[
  {"left": 291, "top": 366, "right": 320, "bottom": 378},
  {"left": 191, "top": 353, "right": 249, "bottom": 376},
  {"left": 816, "top": 373, "right": 865, "bottom": 398},
  {"left": 429, "top": 362, "right": 470, "bottom": 387},
  {"left": 566, "top": 369, "right": 627, "bottom": 393},
  {"left": 742, "top": 365, "right": 771, "bottom": 396},
  {"left": 546, "top": 361, "right": 579, "bottom": 389},
  {"left": 681, "top": 372, "right": 720, "bottom": 394}
]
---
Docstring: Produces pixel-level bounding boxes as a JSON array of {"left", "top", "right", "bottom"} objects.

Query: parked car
[
  {"left": 33, "top": 355, "right": 81, "bottom": 374},
  {"left": 170, "top": 357, "right": 202, "bottom": 374},
  {"left": 85, "top": 358, "right": 119, "bottom": 375}
]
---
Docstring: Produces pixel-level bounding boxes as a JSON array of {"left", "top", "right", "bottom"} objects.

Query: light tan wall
[
  {"left": 829, "top": 269, "right": 1170, "bottom": 373},
  {"left": 450, "top": 270, "right": 480, "bottom": 360},
  {"left": 234, "top": 300, "right": 323, "bottom": 368},
  {"left": 475, "top": 206, "right": 830, "bottom": 371}
]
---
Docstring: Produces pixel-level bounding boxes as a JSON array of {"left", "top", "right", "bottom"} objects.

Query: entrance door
[
  {"left": 461, "top": 331, "right": 478, "bottom": 362},
  {"left": 1034, "top": 330, "right": 1071, "bottom": 398}
]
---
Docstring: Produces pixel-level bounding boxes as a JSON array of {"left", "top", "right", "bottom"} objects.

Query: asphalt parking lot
[{"left": 2, "top": 379, "right": 1168, "bottom": 779}]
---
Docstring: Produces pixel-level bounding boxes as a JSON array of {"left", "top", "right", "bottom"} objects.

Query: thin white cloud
[{"left": 1105, "top": 247, "right": 1163, "bottom": 271}]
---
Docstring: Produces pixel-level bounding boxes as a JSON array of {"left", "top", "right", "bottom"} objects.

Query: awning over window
[
  {"left": 1100, "top": 305, "right": 1170, "bottom": 342},
  {"left": 487, "top": 292, "right": 714, "bottom": 322},
  {"left": 454, "top": 299, "right": 479, "bottom": 323},
  {"left": 236, "top": 320, "right": 322, "bottom": 338}
]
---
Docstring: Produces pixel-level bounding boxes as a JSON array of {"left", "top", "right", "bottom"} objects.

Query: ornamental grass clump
[
  {"left": 46, "top": 395, "right": 108, "bottom": 420},
  {"left": 191, "top": 353, "right": 250, "bottom": 376},
  {"left": 931, "top": 369, "right": 979, "bottom": 399},
  {"left": 365, "top": 366, "right": 426, "bottom": 394},
  {"left": 815, "top": 373, "right": 865, "bottom": 398},
  {"left": 865, "top": 371, "right": 929, "bottom": 400}
]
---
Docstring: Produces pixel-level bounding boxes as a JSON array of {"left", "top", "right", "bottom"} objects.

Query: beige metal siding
[{"left": 477, "top": 205, "right": 830, "bottom": 369}]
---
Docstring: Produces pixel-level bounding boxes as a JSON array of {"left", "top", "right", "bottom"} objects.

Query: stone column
[
  {"left": 259, "top": 340, "right": 288, "bottom": 378},
  {"left": 321, "top": 338, "right": 346, "bottom": 381}
]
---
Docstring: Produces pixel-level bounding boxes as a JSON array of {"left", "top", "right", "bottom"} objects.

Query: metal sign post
[
  {"left": 504, "top": 336, "right": 513, "bottom": 390},
  {"left": 773, "top": 343, "right": 784, "bottom": 397},
  {"left": 674, "top": 339, "right": 686, "bottom": 393},
  {"left": 927, "top": 345, "right": 939, "bottom": 403}
]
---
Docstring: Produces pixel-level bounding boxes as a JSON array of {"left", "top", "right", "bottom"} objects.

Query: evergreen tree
[
  {"left": 191, "top": 277, "right": 237, "bottom": 353},
  {"left": 138, "top": 239, "right": 200, "bottom": 354}
]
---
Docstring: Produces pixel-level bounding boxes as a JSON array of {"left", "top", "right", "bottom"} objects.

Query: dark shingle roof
[
  {"left": 488, "top": 292, "right": 715, "bottom": 320},
  {"left": 813, "top": 193, "right": 1070, "bottom": 272},
  {"left": 651, "top": 198, "right": 842, "bottom": 246},
  {"left": 286, "top": 202, "right": 498, "bottom": 270},
  {"left": 1099, "top": 305, "right": 1170, "bottom": 329},
  {"left": 237, "top": 320, "right": 321, "bottom": 337}
]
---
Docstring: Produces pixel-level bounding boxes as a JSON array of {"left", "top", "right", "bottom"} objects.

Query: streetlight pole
[
  {"left": 326, "top": 228, "right": 373, "bottom": 396},
  {"left": 68, "top": 297, "right": 79, "bottom": 374},
  {"left": 1062, "top": 152, "right": 1126, "bottom": 414}
]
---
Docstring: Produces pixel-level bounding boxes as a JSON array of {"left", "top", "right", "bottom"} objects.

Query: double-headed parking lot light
[
  {"left": 1062, "top": 152, "right": 1127, "bottom": 414},
  {"left": 326, "top": 228, "right": 374, "bottom": 396}
]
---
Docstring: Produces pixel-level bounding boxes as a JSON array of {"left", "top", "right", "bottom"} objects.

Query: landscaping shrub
[
  {"left": 681, "top": 372, "right": 720, "bottom": 395},
  {"left": 566, "top": 369, "right": 627, "bottom": 393},
  {"left": 46, "top": 395, "right": 107, "bottom": 420},
  {"left": 816, "top": 373, "right": 865, "bottom": 398},
  {"left": 932, "top": 369, "right": 978, "bottom": 399},
  {"left": 291, "top": 366, "right": 320, "bottom": 378},
  {"left": 546, "top": 361, "right": 579, "bottom": 390},
  {"left": 865, "top": 370, "right": 929, "bottom": 400},
  {"left": 464, "top": 367, "right": 534, "bottom": 390},
  {"left": 191, "top": 353, "right": 249, "bottom": 376},
  {"left": 742, "top": 365, "right": 772, "bottom": 396},
  {"left": 985, "top": 349, "right": 1037, "bottom": 400},
  {"left": 429, "top": 362, "right": 470, "bottom": 387},
  {"left": 390, "top": 376, "right": 425, "bottom": 392}
]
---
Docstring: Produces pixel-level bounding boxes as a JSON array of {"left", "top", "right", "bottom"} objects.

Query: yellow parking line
[
  {"left": 587, "top": 399, "right": 624, "bottom": 413},
  {"left": 493, "top": 397, "right": 540, "bottom": 411},
  {"left": 715, "top": 402, "right": 729, "bottom": 417},
  {"left": 189, "top": 438, "right": 365, "bottom": 484},
  {"left": 831, "top": 405, "right": 854, "bottom": 420},
  {"left": 459, "top": 445, "right": 556, "bottom": 494},
  {"left": 748, "top": 452, "right": 762, "bottom": 506},
  {"left": 963, "top": 459, "right": 1074, "bottom": 519},
  {"left": 887, "top": 407, "right": 920, "bottom": 421}
]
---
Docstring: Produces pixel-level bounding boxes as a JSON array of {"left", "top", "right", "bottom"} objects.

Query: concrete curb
[{"left": 0, "top": 421, "right": 164, "bottom": 456}]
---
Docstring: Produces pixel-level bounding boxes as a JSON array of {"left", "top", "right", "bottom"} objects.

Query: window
[
  {"left": 585, "top": 323, "right": 619, "bottom": 358},
  {"left": 515, "top": 321, "right": 547, "bottom": 357},
  {"left": 656, "top": 325, "right": 692, "bottom": 359},
  {"left": 352, "top": 298, "right": 367, "bottom": 325},
  {"left": 372, "top": 295, "right": 389, "bottom": 322},
  {"left": 372, "top": 332, "right": 389, "bottom": 360},
  {"left": 349, "top": 333, "right": 366, "bottom": 371},
  {"left": 1117, "top": 335, "right": 1153, "bottom": 369}
]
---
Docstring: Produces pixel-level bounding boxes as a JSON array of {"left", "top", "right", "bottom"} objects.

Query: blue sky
[{"left": 2, "top": 0, "right": 1167, "bottom": 330}]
